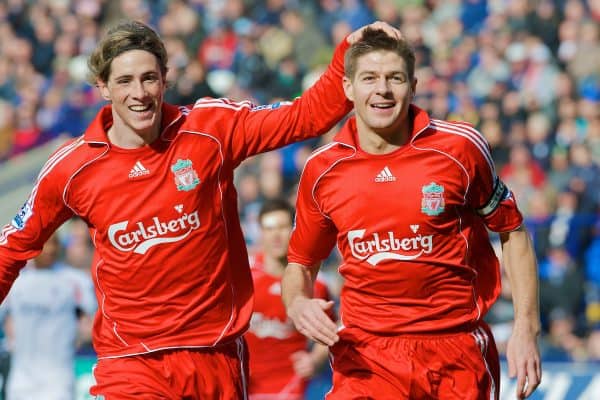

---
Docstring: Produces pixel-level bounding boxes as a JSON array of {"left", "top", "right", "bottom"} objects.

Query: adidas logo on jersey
[
  {"left": 375, "top": 166, "right": 396, "bottom": 182},
  {"left": 129, "top": 161, "right": 150, "bottom": 179}
]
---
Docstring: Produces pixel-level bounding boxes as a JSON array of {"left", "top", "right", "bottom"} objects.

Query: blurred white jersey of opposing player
[{"left": 0, "top": 234, "right": 96, "bottom": 400}]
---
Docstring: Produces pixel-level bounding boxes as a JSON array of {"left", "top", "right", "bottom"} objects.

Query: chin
[{"left": 133, "top": 120, "right": 158, "bottom": 133}]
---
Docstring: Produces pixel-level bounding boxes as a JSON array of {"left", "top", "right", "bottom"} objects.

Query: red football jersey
[
  {"left": 289, "top": 105, "right": 523, "bottom": 335},
  {"left": 0, "top": 40, "right": 352, "bottom": 359},
  {"left": 246, "top": 262, "right": 332, "bottom": 397}
]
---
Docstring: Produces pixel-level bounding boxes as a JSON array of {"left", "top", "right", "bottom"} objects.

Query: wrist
[{"left": 513, "top": 318, "right": 541, "bottom": 336}]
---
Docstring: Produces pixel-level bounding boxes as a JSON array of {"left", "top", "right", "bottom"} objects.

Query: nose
[
  {"left": 375, "top": 77, "right": 390, "bottom": 95},
  {"left": 131, "top": 80, "right": 147, "bottom": 98}
]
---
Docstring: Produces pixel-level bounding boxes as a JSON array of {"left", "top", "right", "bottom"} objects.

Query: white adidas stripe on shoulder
[
  {"left": 438, "top": 120, "right": 489, "bottom": 155},
  {"left": 305, "top": 142, "right": 339, "bottom": 164},
  {"left": 193, "top": 98, "right": 253, "bottom": 111},
  {"left": 430, "top": 120, "right": 495, "bottom": 177},
  {"left": 1, "top": 137, "right": 86, "bottom": 245},
  {"left": 432, "top": 119, "right": 489, "bottom": 159},
  {"left": 37, "top": 137, "right": 85, "bottom": 180},
  {"left": 0, "top": 224, "right": 17, "bottom": 245},
  {"left": 30, "top": 138, "right": 86, "bottom": 206}
]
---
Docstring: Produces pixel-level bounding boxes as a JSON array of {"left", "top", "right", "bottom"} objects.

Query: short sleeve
[
  {"left": 288, "top": 162, "right": 338, "bottom": 270},
  {"left": 459, "top": 122, "right": 523, "bottom": 232}
]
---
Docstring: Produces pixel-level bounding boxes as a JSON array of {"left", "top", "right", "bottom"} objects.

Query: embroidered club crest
[
  {"left": 170, "top": 159, "right": 200, "bottom": 191},
  {"left": 421, "top": 182, "right": 445, "bottom": 216}
]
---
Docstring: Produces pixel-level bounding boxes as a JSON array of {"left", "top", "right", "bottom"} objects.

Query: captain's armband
[{"left": 476, "top": 177, "right": 508, "bottom": 216}]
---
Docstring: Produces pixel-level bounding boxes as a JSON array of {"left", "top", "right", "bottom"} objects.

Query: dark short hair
[
  {"left": 344, "top": 27, "right": 415, "bottom": 82},
  {"left": 88, "top": 20, "right": 168, "bottom": 84},
  {"left": 258, "top": 198, "right": 295, "bottom": 226}
]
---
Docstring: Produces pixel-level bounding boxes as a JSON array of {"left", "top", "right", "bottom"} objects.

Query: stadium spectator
[
  {"left": 538, "top": 245, "right": 586, "bottom": 326},
  {"left": 500, "top": 143, "right": 547, "bottom": 215},
  {"left": 246, "top": 198, "right": 332, "bottom": 399}
]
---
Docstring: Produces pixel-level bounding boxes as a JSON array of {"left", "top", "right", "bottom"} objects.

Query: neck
[
  {"left": 263, "top": 255, "right": 286, "bottom": 277},
  {"left": 356, "top": 117, "right": 412, "bottom": 155},
  {"left": 107, "top": 107, "right": 162, "bottom": 149},
  {"left": 107, "top": 125, "right": 159, "bottom": 149}
]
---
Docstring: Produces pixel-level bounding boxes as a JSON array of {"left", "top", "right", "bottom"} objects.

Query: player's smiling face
[
  {"left": 343, "top": 50, "right": 416, "bottom": 138},
  {"left": 98, "top": 49, "right": 166, "bottom": 142}
]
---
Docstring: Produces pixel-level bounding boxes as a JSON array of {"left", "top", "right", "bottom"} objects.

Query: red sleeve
[
  {"left": 0, "top": 154, "right": 74, "bottom": 301},
  {"left": 459, "top": 122, "right": 523, "bottom": 232},
  {"left": 191, "top": 39, "right": 352, "bottom": 167},
  {"left": 288, "top": 160, "right": 338, "bottom": 270}
]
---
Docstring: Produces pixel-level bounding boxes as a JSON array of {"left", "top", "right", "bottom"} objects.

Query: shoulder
[
  {"left": 425, "top": 119, "right": 494, "bottom": 169},
  {"left": 427, "top": 120, "right": 487, "bottom": 151},
  {"left": 37, "top": 136, "right": 102, "bottom": 184},
  {"left": 178, "top": 98, "right": 255, "bottom": 140},
  {"left": 302, "top": 141, "right": 353, "bottom": 177},
  {"left": 188, "top": 97, "right": 254, "bottom": 115}
]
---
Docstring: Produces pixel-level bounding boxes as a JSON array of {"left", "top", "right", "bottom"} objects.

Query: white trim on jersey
[
  {"left": 294, "top": 141, "right": 340, "bottom": 221},
  {"left": 177, "top": 129, "right": 235, "bottom": 346},
  {"left": 410, "top": 141, "right": 482, "bottom": 322},
  {"left": 1, "top": 138, "right": 86, "bottom": 245},
  {"left": 309, "top": 142, "right": 357, "bottom": 220},
  {"left": 237, "top": 337, "right": 249, "bottom": 400},
  {"left": 63, "top": 145, "right": 110, "bottom": 215},
  {"left": 193, "top": 98, "right": 253, "bottom": 111},
  {"left": 471, "top": 327, "right": 496, "bottom": 400},
  {"left": 429, "top": 120, "right": 495, "bottom": 182}
]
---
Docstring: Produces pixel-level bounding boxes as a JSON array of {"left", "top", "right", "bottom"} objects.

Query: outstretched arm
[
  {"left": 500, "top": 225, "right": 542, "bottom": 399},
  {"left": 282, "top": 263, "right": 338, "bottom": 346},
  {"left": 225, "top": 21, "right": 404, "bottom": 163}
]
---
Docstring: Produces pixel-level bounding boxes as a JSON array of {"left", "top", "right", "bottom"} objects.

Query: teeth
[
  {"left": 130, "top": 105, "right": 151, "bottom": 112},
  {"left": 372, "top": 104, "right": 394, "bottom": 109}
]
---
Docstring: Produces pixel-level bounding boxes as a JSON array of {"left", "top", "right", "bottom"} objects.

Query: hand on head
[{"left": 347, "top": 21, "right": 403, "bottom": 44}]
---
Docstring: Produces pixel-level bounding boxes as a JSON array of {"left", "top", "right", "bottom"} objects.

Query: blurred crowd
[{"left": 0, "top": 0, "right": 599, "bottom": 365}]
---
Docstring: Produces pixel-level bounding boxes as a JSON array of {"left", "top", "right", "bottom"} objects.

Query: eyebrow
[
  {"left": 113, "top": 71, "right": 159, "bottom": 80},
  {"left": 357, "top": 70, "right": 407, "bottom": 77}
]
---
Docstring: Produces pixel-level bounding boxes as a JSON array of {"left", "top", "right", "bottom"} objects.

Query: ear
[
  {"left": 342, "top": 76, "right": 354, "bottom": 102},
  {"left": 96, "top": 80, "right": 111, "bottom": 101},
  {"left": 410, "top": 78, "right": 418, "bottom": 97}
]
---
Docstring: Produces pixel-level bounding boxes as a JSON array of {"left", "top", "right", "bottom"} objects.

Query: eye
[{"left": 143, "top": 74, "right": 160, "bottom": 83}]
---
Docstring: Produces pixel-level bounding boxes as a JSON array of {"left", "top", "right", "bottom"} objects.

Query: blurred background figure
[
  {"left": 246, "top": 199, "right": 333, "bottom": 400},
  {"left": 0, "top": 234, "right": 96, "bottom": 400}
]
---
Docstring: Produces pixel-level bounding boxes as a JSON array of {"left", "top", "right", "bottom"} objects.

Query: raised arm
[
  {"left": 216, "top": 22, "right": 403, "bottom": 164},
  {"left": 500, "top": 226, "right": 542, "bottom": 399}
]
